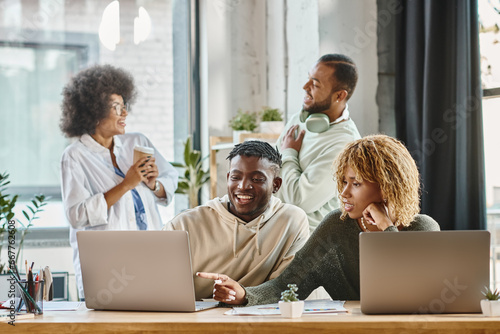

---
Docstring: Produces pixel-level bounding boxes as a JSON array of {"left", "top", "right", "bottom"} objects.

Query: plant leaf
[
  {"left": 183, "top": 137, "right": 192, "bottom": 165},
  {"left": 170, "top": 162, "right": 185, "bottom": 168},
  {"left": 189, "top": 151, "right": 200, "bottom": 166}
]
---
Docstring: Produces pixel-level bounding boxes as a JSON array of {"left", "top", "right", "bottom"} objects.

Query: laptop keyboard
[{"left": 195, "top": 301, "right": 219, "bottom": 311}]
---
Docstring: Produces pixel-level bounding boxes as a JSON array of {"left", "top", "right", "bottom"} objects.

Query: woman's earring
[{"left": 383, "top": 198, "right": 388, "bottom": 204}]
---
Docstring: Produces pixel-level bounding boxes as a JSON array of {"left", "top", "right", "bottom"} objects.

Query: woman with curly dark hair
[{"left": 59, "top": 64, "right": 178, "bottom": 298}]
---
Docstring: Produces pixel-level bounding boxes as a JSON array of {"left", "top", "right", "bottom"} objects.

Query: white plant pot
[
  {"left": 233, "top": 130, "right": 252, "bottom": 143},
  {"left": 278, "top": 300, "right": 304, "bottom": 318},
  {"left": 260, "top": 121, "right": 284, "bottom": 134},
  {"left": 481, "top": 299, "right": 500, "bottom": 316}
]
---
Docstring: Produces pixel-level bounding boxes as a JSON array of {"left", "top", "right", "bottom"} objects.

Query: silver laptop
[
  {"left": 77, "top": 230, "right": 218, "bottom": 312},
  {"left": 359, "top": 230, "right": 490, "bottom": 314}
]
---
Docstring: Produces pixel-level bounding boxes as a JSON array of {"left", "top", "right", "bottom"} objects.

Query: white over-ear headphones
[
  {"left": 299, "top": 110, "right": 330, "bottom": 133},
  {"left": 299, "top": 103, "right": 350, "bottom": 133}
]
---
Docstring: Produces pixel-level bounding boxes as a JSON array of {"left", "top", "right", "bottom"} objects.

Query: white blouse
[{"left": 61, "top": 132, "right": 178, "bottom": 297}]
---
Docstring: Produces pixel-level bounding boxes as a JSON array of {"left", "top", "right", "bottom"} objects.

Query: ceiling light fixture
[
  {"left": 98, "top": 1, "right": 120, "bottom": 51},
  {"left": 134, "top": 7, "right": 152, "bottom": 45}
]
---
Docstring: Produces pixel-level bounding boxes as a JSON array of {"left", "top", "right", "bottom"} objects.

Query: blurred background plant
[
  {"left": 0, "top": 172, "right": 49, "bottom": 273},
  {"left": 170, "top": 137, "right": 210, "bottom": 208},
  {"left": 260, "top": 106, "right": 283, "bottom": 122},
  {"left": 229, "top": 109, "right": 258, "bottom": 131},
  {"left": 259, "top": 106, "right": 284, "bottom": 134}
]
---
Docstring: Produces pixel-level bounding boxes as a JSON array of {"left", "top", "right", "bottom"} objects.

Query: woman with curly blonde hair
[
  {"left": 334, "top": 134, "right": 421, "bottom": 231},
  {"left": 197, "top": 134, "right": 440, "bottom": 305}
]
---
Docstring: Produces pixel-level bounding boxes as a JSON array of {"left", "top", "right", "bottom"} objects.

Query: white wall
[
  {"left": 265, "top": 0, "right": 287, "bottom": 114},
  {"left": 202, "top": 0, "right": 378, "bottom": 140},
  {"left": 202, "top": 0, "right": 267, "bottom": 138},
  {"left": 284, "top": 0, "right": 320, "bottom": 120},
  {"left": 318, "top": 0, "right": 379, "bottom": 136}
]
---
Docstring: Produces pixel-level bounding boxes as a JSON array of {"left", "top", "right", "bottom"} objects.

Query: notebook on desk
[
  {"left": 359, "top": 230, "right": 490, "bottom": 314},
  {"left": 77, "top": 230, "right": 218, "bottom": 312}
]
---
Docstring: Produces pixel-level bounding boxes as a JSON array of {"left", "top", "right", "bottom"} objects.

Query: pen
[
  {"left": 34, "top": 270, "right": 40, "bottom": 308},
  {"left": 27, "top": 268, "right": 34, "bottom": 312},
  {"left": 10, "top": 263, "right": 20, "bottom": 280}
]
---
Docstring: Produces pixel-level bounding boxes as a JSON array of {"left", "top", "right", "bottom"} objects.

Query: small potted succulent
[
  {"left": 278, "top": 284, "right": 304, "bottom": 318},
  {"left": 229, "top": 109, "right": 258, "bottom": 143},
  {"left": 480, "top": 286, "right": 500, "bottom": 316},
  {"left": 259, "top": 106, "right": 284, "bottom": 134}
]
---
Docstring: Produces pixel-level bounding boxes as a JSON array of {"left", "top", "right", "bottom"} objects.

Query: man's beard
[{"left": 303, "top": 96, "right": 331, "bottom": 114}]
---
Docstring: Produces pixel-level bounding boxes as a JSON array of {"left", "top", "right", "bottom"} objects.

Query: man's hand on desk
[
  {"left": 281, "top": 125, "right": 305, "bottom": 152},
  {"left": 196, "top": 272, "right": 246, "bottom": 305}
]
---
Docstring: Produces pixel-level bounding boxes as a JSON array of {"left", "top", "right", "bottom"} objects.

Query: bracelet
[{"left": 153, "top": 180, "right": 161, "bottom": 193}]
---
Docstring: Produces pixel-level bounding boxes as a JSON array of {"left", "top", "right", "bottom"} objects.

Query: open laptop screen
[
  {"left": 77, "top": 230, "right": 217, "bottom": 312},
  {"left": 359, "top": 230, "right": 490, "bottom": 314}
]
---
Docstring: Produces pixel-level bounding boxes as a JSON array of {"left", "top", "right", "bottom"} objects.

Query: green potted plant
[
  {"left": 229, "top": 109, "right": 258, "bottom": 143},
  {"left": 170, "top": 137, "right": 210, "bottom": 209},
  {"left": 278, "top": 283, "right": 304, "bottom": 318},
  {"left": 259, "top": 106, "right": 284, "bottom": 134},
  {"left": 0, "top": 172, "right": 48, "bottom": 273},
  {"left": 480, "top": 286, "right": 500, "bottom": 316}
]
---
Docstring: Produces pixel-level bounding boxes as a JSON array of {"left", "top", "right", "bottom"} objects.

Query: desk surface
[{"left": 2, "top": 301, "right": 500, "bottom": 334}]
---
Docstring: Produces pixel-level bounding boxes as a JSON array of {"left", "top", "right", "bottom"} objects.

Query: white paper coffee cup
[{"left": 133, "top": 145, "right": 154, "bottom": 164}]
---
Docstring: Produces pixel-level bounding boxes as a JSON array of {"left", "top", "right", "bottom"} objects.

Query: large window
[
  {"left": 0, "top": 44, "right": 82, "bottom": 196},
  {"left": 479, "top": 0, "right": 500, "bottom": 290}
]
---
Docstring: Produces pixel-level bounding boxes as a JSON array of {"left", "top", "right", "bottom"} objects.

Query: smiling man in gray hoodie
[{"left": 163, "top": 140, "right": 309, "bottom": 300}]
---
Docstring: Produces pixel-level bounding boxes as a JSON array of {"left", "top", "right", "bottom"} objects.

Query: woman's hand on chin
[{"left": 362, "top": 202, "right": 394, "bottom": 231}]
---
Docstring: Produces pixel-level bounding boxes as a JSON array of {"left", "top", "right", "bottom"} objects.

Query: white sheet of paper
[
  {"left": 41, "top": 301, "right": 84, "bottom": 311},
  {"left": 224, "top": 299, "right": 346, "bottom": 316}
]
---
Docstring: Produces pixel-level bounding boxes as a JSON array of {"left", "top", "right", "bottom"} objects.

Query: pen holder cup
[{"left": 16, "top": 280, "right": 44, "bottom": 315}]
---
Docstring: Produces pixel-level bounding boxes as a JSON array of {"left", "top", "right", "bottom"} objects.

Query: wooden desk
[{"left": 3, "top": 301, "right": 499, "bottom": 334}]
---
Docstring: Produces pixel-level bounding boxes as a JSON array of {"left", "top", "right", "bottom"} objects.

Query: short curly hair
[
  {"left": 332, "top": 135, "right": 420, "bottom": 227},
  {"left": 227, "top": 140, "right": 282, "bottom": 177},
  {"left": 60, "top": 64, "right": 137, "bottom": 137}
]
